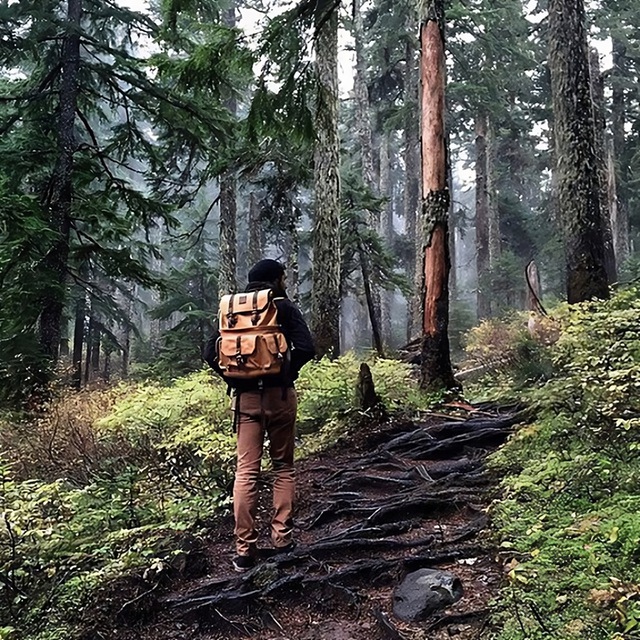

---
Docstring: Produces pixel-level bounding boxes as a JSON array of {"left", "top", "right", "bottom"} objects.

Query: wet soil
[{"left": 105, "top": 405, "right": 519, "bottom": 640}]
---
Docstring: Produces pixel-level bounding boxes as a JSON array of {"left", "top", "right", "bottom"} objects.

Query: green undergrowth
[
  {"left": 0, "top": 354, "right": 433, "bottom": 640},
  {"left": 476, "top": 287, "right": 640, "bottom": 640}
]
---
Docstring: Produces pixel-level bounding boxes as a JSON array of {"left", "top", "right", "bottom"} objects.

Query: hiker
[{"left": 203, "top": 259, "right": 315, "bottom": 572}]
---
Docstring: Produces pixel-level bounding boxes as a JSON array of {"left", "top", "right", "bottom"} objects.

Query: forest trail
[{"left": 111, "top": 406, "right": 520, "bottom": 640}]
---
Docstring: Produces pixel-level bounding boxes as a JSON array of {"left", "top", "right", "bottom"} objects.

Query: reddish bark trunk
[{"left": 418, "top": 15, "right": 457, "bottom": 392}]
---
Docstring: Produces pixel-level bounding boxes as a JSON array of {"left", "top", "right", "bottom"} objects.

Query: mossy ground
[{"left": 470, "top": 288, "right": 640, "bottom": 640}]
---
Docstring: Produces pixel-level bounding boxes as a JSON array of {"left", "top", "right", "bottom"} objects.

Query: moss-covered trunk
[
  {"left": 311, "top": 0, "right": 341, "bottom": 358},
  {"left": 548, "top": 0, "right": 609, "bottom": 303}
]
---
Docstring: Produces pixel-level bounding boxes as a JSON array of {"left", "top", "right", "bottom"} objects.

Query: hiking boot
[
  {"left": 274, "top": 541, "right": 297, "bottom": 554},
  {"left": 258, "top": 542, "right": 297, "bottom": 559},
  {"left": 232, "top": 554, "right": 255, "bottom": 573}
]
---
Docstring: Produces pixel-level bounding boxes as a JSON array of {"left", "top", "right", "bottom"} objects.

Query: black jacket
[{"left": 203, "top": 282, "right": 316, "bottom": 391}]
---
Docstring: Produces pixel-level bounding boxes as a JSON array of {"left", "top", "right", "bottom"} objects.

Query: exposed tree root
[{"left": 120, "top": 406, "right": 516, "bottom": 639}]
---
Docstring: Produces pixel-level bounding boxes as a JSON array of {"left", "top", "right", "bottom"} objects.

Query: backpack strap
[
  {"left": 227, "top": 294, "right": 237, "bottom": 328},
  {"left": 251, "top": 290, "right": 260, "bottom": 325}
]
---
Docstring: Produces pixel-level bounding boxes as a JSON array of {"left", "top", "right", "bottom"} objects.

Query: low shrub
[
  {"left": 483, "top": 287, "right": 640, "bottom": 640},
  {"left": 0, "top": 353, "right": 432, "bottom": 639}
]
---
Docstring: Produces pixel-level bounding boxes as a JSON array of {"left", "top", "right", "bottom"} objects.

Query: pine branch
[
  {"left": 0, "top": 62, "right": 61, "bottom": 103},
  {"left": 175, "top": 195, "right": 221, "bottom": 249},
  {"left": 76, "top": 109, "right": 123, "bottom": 187}
]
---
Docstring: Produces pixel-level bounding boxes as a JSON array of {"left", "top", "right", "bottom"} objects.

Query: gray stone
[{"left": 392, "top": 568, "right": 464, "bottom": 621}]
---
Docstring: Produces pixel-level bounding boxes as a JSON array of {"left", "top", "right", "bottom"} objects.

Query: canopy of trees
[{"left": 1, "top": 0, "right": 636, "bottom": 401}]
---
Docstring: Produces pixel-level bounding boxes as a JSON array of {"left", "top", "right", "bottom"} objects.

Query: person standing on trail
[{"left": 204, "top": 259, "right": 315, "bottom": 572}]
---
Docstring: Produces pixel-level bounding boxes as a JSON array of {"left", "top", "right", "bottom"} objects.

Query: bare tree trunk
[
  {"left": 525, "top": 260, "right": 544, "bottom": 314},
  {"left": 122, "top": 325, "right": 131, "bottom": 379},
  {"left": 589, "top": 48, "right": 617, "bottom": 283},
  {"left": 475, "top": 111, "right": 491, "bottom": 320},
  {"left": 284, "top": 201, "right": 300, "bottom": 304},
  {"left": 447, "top": 161, "right": 457, "bottom": 297},
  {"left": 610, "top": 37, "right": 630, "bottom": 267},
  {"left": 354, "top": 2, "right": 381, "bottom": 349},
  {"left": 121, "top": 285, "right": 133, "bottom": 379},
  {"left": 39, "top": 0, "right": 82, "bottom": 369},
  {"left": 548, "top": 0, "right": 609, "bottom": 303},
  {"left": 103, "top": 349, "right": 111, "bottom": 383},
  {"left": 418, "top": 4, "right": 457, "bottom": 392},
  {"left": 72, "top": 290, "right": 85, "bottom": 389},
  {"left": 91, "top": 324, "right": 100, "bottom": 378},
  {"left": 404, "top": 29, "right": 421, "bottom": 342},
  {"left": 218, "top": 4, "right": 238, "bottom": 296},
  {"left": 247, "top": 193, "right": 264, "bottom": 268},
  {"left": 359, "top": 243, "right": 384, "bottom": 356},
  {"left": 354, "top": 0, "right": 375, "bottom": 191},
  {"left": 607, "top": 141, "right": 627, "bottom": 268},
  {"left": 379, "top": 132, "right": 393, "bottom": 347},
  {"left": 487, "top": 119, "right": 500, "bottom": 268},
  {"left": 311, "top": 0, "right": 341, "bottom": 358},
  {"left": 84, "top": 316, "right": 94, "bottom": 386}
]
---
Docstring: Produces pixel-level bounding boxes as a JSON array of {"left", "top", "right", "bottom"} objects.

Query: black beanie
[{"left": 248, "top": 259, "right": 286, "bottom": 283}]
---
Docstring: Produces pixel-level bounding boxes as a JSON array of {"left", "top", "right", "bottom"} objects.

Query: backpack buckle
[{"left": 235, "top": 336, "right": 244, "bottom": 365}]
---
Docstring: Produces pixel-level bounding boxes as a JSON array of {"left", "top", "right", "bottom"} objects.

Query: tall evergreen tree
[
  {"left": 311, "top": 0, "right": 341, "bottom": 358},
  {"left": 548, "top": 0, "right": 609, "bottom": 302},
  {"left": 0, "top": 0, "right": 252, "bottom": 398}
]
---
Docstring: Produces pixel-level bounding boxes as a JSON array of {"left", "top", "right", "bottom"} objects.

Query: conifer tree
[
  {"left": 0, "top": 0, "right": 252, "bottom": 397},
  {"left": 548, "top": 0, "right": 609, "bottom": 302},
  {"left": 311, "top": 0, "right": 341, "bottom": 358}
]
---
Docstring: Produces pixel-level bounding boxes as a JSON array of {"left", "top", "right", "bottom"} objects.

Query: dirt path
[{"left": 111, "top": 406, "right": 518, "bottom": 640}]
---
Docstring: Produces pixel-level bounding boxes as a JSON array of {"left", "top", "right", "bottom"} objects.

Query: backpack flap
[
  {"left": 217, "top": 332, "right": 287, "bottom": 379},
  {"left": 219, "top": 289, "right": 274, "bottom": 330}
]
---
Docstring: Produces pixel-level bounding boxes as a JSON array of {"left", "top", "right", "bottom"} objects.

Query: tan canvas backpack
[{"left": 216, "top": 289, "right": 288, "bottom": 379}]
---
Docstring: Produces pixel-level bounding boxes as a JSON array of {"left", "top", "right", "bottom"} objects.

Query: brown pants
[{"left": 233, "top": 387, "right": 298, "bottom": 556}]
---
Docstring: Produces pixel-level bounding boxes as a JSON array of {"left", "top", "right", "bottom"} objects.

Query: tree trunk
[
  {"left": 487, "top": 119, "right": 500, "bottom": 268},
  {"left": 72, "top": 291, "right": 85, "bottom": 389},
  {"left": 354, "top": 0, "right": 379, "bottom": 349},
  {"left": 525, "top": 260, "right": 544, "bottom": 314},
  {"left": 379, "top": 132, "right": 392, "bottom": 346},
  {"left": 548, "top": 0, "right": 609, "bottom": 303},
  {"left": 610, "top": 37, "right": 630, "bottom": 267},
  {"left": 103, "top": 349, "right": 111, "bottom": 383},
  {"left": 84, "top": 316, "right": 94, "bottom": 386},
  {"left": 404, "top": 29, "right": 421, "bottom": 341},
  {"left": 247, "top": 193, "right": 264, "bottom": 268},
  {"left": 122, "top": 325, "right": 130, "bottom": 379},
  {"left": 121, "top": 285, "right": 133, "bottom": 379},
  {"left": 284, "top": 201, "right": 300, "bottom": 304},
  {"left": 589, "top": 48, "right": 617, "bottom": 283},
  {"left": 91, "top": 324, "right": 100, "bottom": 378},
  {"left": 218, "top": 4, "right": 238, "bottom": 296},
  {"left": 359, "top": 243, "right": 384, "bottom": 356},
  {"left": 447, "top": 161, "right": 457, "bottom": 297},
  {"left": 354, "top": 0, "right": 375, "bottom": 192},
  {"left": 475, "top": 111, "right": 491, "bottom": 320},
  {"left": 607, "top": 141, "right": 627, "bottom": 268},
  {"left": 38, "top": 0, "right": 82, "bottom": 368},
  {"left": 311, "top": 0, "right": 341, "bottom": 358},
  {"left": 418, "top": 5, "right": 457, "bottom": 392}
]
